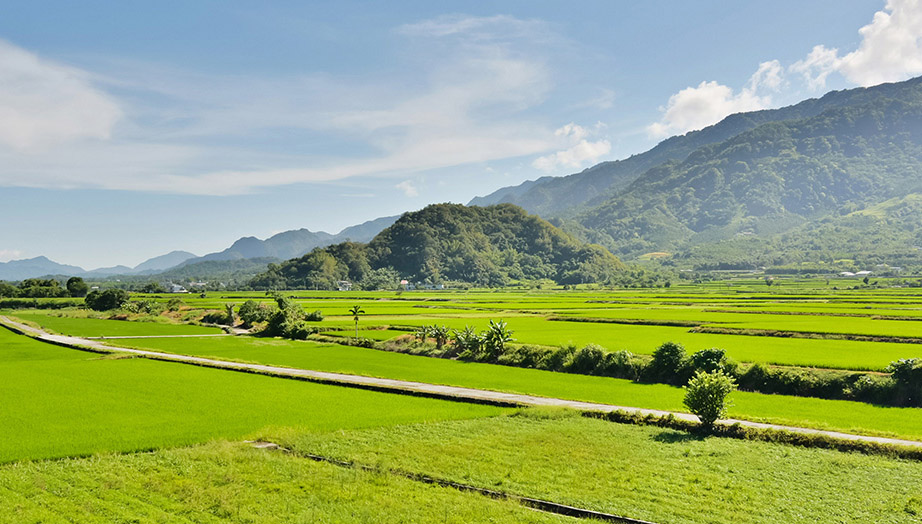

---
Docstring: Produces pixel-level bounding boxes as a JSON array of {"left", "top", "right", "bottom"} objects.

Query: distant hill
[
  {"left": 133, "top": 251, "right": 197, "bottom": 273},
  {"left": 0, "top": 257, "right": 85, "bottom": 281},
  {"left": 182, "top": 215, "right": 400, "bottom": 267},
  {"left": 250, "top": 203, "right": 625, "bottom": 289}
]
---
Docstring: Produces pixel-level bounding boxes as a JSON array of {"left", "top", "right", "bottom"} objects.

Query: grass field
[
  {"left": 277, "top": 412, "right": 922, "bottom": 524},
  {"left": 0, "top": 327, "right": 503, "bottom": 463},
  {"left": 105, "top": 335, "right": 922, "bottom": 440},
  {"left": 0, "top": 441, "right": 564, "bottom": 524},
  {"left": 7, "top": 311, "right": 223, "bottom": 336}
]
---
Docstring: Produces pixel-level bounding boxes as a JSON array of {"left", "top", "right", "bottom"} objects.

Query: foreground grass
[
  {"left": 111, "top": 335, "right": 922, "bottom": 440},
  {"left": 276, "top": 411, "right": 922, "bottom": 524},
  {"left": 0, "top": 328, "right": 502, "bottom": 463},
  {"left": 0, "top": 441, "right": 565, "bottom": 524}
]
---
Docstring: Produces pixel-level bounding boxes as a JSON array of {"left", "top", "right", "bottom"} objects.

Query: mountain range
[
  {"left": 8, "top": 76, "right": 922, "bottom": 281},
  {"left": 473, "top": 76, "right": 922, "bottom": 268},
  {"left": 0, "top": 216, "right": 398, "bottom": 281}
]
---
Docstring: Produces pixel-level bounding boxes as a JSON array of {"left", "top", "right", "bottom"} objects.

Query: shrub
[
  {"left": 166, "top": 298, "right": 185, "bottom": 312},
  {"left": 647, "top": 341, "right": 689, "bottom": 384},
  {"left": 563, "top": 344, "right": 606, "bottom": 375},
  {"left": 85, "top": 289, "right": 130, "bottom": 311},
  {"left": 888, "top": 358, "right": 922, "bottom": 406},
  {"left": 683, "top": 370, "right": 737, "bottom": 429},
  {"left": 690, "top": 348, "right": 738, "bottom": 376},
  {"left": 305, "top": 310, "right": 324, "bottom": 321},
  {"left": 602, "top": 350, "right": 644, "bottom": 380},
  {"left": 238, "top": 300, "right": 270, "bottom": 327},
  {"left": 201, "top": 311, "right": 232, "bottom": 325}
]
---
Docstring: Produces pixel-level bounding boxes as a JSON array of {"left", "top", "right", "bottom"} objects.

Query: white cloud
[
  {"left": 0, "top": 17, "right": 570, "bottom": 195},
  {"left": 532, "top": 123, "right": 611, "bottom": 172},
  {"left": 395, "top": 180, "right": 419, "bottom": 197},
  {"left": 0, "top": 40, "right": 121, "bottom": 150},
  {"left": 647, "top": 61, "right": 782, "bottom": 138},
  {"left": 791, "top": 0, "right": 922, "bottom": 89},
  {"left": 0, "top": 249, "right": 23, "bottom": 262}
]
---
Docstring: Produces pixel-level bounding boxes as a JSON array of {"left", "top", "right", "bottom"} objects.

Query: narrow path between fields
[{"left": 2, "top": 315, "right": 920, "bottom": 450}]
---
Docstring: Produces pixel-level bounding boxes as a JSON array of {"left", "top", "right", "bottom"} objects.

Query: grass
[
  {"left": 0, "top": 327, "right": 503, "bottom": 463},
  {"left": 275, "top": 412, "right": 922, "bottom": 524},
  {"left": 7, "top": 310, "right": 222, "bottom": 337},
  {"left": 108, "top": 335, "right": 922, "bottom": 440},
  {"left": 0, "top": 441, "right": 565, "bottom": 524}
]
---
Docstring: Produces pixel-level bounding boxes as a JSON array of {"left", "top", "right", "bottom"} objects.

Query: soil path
[{"left": 2, "top": 315, "right": 920, "bottom": 449}]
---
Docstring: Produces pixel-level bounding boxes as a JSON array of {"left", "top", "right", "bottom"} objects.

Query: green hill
[
  {"left": 249, "top": 204, "right": 625, "bottom": 289},
  {"left": 567, "top": 77, "right": 922, "bottom": 264}
]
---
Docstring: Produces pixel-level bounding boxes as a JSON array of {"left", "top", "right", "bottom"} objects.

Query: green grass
[
  {"left": 109, "top": 335, "right": 922, "bottom": 440},
  {"left": 0, "top": 441, "right": 564, "bottom": 524},
  {"left": 276, "top": 413, "right": 922, "bottom": 524},
  {"left": 7, "top": 310, "right": 223, "bottom": 336},
  {"left": 0, "top": 327, "right": 503, "bottom": 463}
]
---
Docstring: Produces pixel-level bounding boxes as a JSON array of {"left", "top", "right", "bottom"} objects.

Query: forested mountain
[
  {"left": 574, "top": 78, "right": 922, "bottom": 259},
  {"left": 249, "top": 203, "right": 625, "bottom": 289},
  {"left": 471, "top": 78, "right": 922, "bottom": 218}
]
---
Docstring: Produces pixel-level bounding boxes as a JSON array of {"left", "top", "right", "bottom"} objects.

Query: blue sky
[{"left": 1, "top": 0, "right": 919, "bottom": 269}]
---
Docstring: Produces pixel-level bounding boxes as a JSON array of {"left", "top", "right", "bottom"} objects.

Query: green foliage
[
  {"left": 238, "top": 299, "right": 270, "bottom": 327},
  {"left": 85, "top": 288, "right": 130, "bottom": 311},
  {"left": 683, "top": 370, "right": 737, "bottom": 428},
  {"left": 250, "top": 204, "right": 625, "bottom": 289},
  {"left": 482, "top": 319, "right": 514, "bottom": 360},
  {"left": 451, "top": 325, "right": 482, "bottom": 355},
  {"left": 262, "top": 294, "right": 314, "bottom": 339},
  {"left": 305, "top": 310, "right": 324, "bottom": 321},
  {"left": 887, "top": 358, "right": 922, "bottom": 406},
  {"left": 690, "top": 348, "right": 738, "bottom": 375},
  {"left": 17, "top": 278, "right": 68, "bottom": 298},
  {"left": 647, "top": 341, "right": 689, "bottom": 384},
  {"left": 165, "top": 298, "right": 185, "bottom": 311},
  {"left": 574, "top": 78, "right": 922, "bottom": 262},
  {"left": 138, "top": 282, "right": 166, "bottom": 293},
  {"left": 65, "top": 277, "right": 88, "bottom": 297}
]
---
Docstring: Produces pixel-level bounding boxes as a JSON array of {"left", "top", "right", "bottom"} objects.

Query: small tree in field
[
  {"left": 349, "top": 305, "right": 365, "bottom": 338},
  {"left": 683, "top": 370, "right": 736, "bottom": 430}
]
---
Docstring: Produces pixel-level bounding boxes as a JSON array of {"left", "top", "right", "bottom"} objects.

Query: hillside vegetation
[{"left": 250, "top": 203, "right": 624, "bottom": 289}]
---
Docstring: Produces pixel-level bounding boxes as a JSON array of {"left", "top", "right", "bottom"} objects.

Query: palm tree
[{"left": 349, "top": 305, "right": 365, "bottom": 338}]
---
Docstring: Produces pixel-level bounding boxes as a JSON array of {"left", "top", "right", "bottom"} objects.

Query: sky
[{"left": 2, "top": 0, "right": 921, "bottom": 269}]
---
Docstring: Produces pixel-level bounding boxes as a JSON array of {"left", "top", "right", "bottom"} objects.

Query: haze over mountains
[
  {"left": 0, "top": 216, "right": 398, "bottom": 281},
  {"left": 7, "top": 77, "right": 922, "bottom": 281}
]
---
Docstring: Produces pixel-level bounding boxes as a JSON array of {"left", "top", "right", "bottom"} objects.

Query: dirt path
[{"left": 2, "top": 315, "right": 920, "bottom": 449}]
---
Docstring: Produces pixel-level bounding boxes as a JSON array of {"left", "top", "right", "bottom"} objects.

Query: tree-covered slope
[
  {"left": 469, "top": 77, "right": 922, "bottom": 219},
  {"left": 250, "top": 203, "right": 625, "bottom": 289},
  {"left": 575, "top": 77, "right": 922, "bottom": 259}
]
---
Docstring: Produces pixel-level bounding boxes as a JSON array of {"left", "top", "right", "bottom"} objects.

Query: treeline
[
  {"left": 382, "top": 329, "right": 922, "bottom": 408},
  {"left": 0, "top": 277, "right": 88, "bottom": 298},
  {"left": 250, "top": 204, "right": 625, "bottom": 290}
]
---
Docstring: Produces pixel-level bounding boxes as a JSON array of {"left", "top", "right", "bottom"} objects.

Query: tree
[
  {"left": 683, "top": 371, "right": 737, "bottom": 429},
  {"left": 238, "top": 299, "right": 270, "bottom": 327},
  {"left": 887, "top": 358, "right": 922, "bottom": 406},
  {"left": 66, "top": 277, "right": 89, "bottom": 297},
  {"left": 139, "top": 282, "right": 166, "bottom": 293},
  {"left": 648, "top": 341, "right": 689, "bottom": 384},
  {"left": 85, "top": 289, "right": 130, "bottom": 311},
  {"left": 349, "top": 305, "right": 365, "bottom": 338},
  {"left": 431, "top": 324, "right": 450, "bottom": 351}
]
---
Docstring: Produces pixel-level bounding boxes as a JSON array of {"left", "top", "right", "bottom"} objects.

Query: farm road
[{"left": 2, "top": 315, "right": 921, "bottom": 450}]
